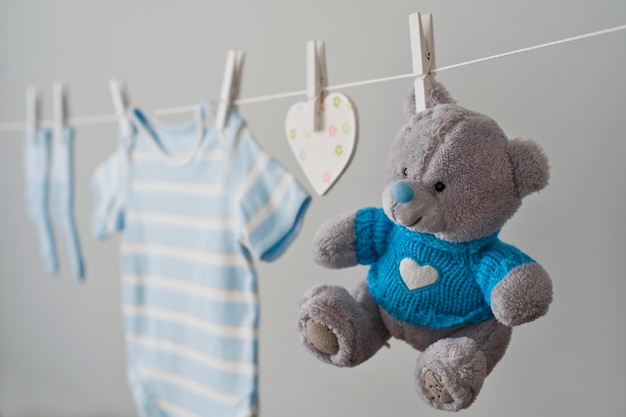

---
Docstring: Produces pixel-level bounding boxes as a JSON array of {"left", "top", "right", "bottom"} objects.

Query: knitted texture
[{"left": 355, "top": 208, "right": 534, "bottom": 328}]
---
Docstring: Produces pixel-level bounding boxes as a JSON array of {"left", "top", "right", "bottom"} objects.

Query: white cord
[
  {"left": 433, "top": 24, "right": 626, "bottom": 73},
  {"left": 1, "top": 23, "right": 624, "bottom": 133}
]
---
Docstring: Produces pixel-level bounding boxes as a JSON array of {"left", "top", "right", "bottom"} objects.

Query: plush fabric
[{"left": 299, "top": 80, "right": 552, "bottom": 412}]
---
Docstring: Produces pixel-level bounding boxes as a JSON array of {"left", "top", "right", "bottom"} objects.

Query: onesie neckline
[{"left": 129, "top": 100, "right": 212, "bottom": 166}]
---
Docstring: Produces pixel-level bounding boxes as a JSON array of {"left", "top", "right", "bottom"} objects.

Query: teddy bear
[{"left": 297, "top": 80, "right": 553, "bottom": 412}]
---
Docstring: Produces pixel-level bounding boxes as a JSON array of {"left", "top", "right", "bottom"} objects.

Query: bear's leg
[
  {"left": 415, "top": 319, "right": 512, "bottom": 412},
  {"left": 298, "top": 280, "right": 391, "bottom": 367}
]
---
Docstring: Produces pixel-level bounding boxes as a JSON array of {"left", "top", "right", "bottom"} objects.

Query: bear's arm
[
  {"left": 312, "top": 207, "right": 392, "bottom": 269},
  {"left": 475, "top": 243, "right": 553, "bottom": 327}
]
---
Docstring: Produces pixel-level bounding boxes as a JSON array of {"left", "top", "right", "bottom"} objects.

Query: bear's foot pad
[
  {"left": 305, "top": 319, "right": 339, "bottom": 355},
  {"left": 424, "top": 370, "right": 453, "bottom": 404}
]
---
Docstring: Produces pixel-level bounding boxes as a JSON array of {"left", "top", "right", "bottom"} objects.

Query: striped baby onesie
[{"left": 92, "top": 102, "right": 310, "bottom": 417}]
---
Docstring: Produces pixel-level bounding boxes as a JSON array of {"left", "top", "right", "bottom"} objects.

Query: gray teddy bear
[{"left": 298, "top": 81, "right": 553, "bottom": 412}]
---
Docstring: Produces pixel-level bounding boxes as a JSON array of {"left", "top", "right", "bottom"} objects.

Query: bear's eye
[
  {"left": 434, "top": 182, "right": 446, "bottom": 192},
  {"left": 402, "top": 168, "right": 408, "bottom": 178}
]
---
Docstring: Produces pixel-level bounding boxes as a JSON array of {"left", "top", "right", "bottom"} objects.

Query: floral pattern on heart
[{"left": 285, "top": 93, "right": 358, "bottom": 195}]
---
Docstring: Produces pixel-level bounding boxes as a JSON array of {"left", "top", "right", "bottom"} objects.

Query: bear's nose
[{"left": 391, "top": 181, "right": 414, "bottom": 204}]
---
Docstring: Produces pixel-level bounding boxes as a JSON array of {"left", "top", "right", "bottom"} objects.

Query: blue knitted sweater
[{"left": 355, "top": 208, "right": 534, "bottom": 328}]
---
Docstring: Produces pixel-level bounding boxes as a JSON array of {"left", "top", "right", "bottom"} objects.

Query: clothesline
[{"left": 1, "top": 23, "right": 624, "bottom": 133}]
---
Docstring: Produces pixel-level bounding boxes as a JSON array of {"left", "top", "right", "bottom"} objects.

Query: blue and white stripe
[{"left": 92, "top": 103, "right": 310, "bottom": 417}]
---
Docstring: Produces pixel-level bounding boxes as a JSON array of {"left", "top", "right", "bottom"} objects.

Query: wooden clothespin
[
  {"left": 108, "top": 78, "right": 133, "bottom": 139},
  {"left": 52, "top": 82, "right": 68, "bottom": 142},
  {"left": 25, "top": 86, "right": 40, "bottom": 142},
  {"left": 306, "top": 40, "right": 327, "bottom": 132},
  {"left": 215, "top": 50, "right": 245, "bottom": 132},
  {"left": 409, "top": 12, "right": 436, "bottom": 113}
]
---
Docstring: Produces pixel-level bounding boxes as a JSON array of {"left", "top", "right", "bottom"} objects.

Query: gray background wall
[{"left": 1, "top": 1, "right": 625, "bottom": 416}]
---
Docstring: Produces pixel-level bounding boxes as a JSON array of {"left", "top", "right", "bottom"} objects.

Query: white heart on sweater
[{"left": 399, "top": 258, "right": 439, "bottom": 290}]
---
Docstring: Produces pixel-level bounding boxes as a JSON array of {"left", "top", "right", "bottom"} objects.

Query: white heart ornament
[
  {"left": 285, "top": 93, "right": 358, "bottom": 195},
  {"left": 399, "top": 258, "right": 439, "bottom": 290}
]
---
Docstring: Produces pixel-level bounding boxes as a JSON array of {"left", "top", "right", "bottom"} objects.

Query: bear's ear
[
  {"left": 508, "top": 138, "right": 550, "bottom": 198},
  {"left": 404, "top": 80, "right": 456, "bottom": 119}
]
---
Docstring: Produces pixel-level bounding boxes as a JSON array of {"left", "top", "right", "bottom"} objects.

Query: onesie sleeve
[
  {"left": 91, "top": 150, "right": 126, "bottom": 239},
  {"left": 229, "top": 124, "right": 311, "bottom": 262},
  {"left": 354, "top": 207, "right": 393, "bottom": 265},
  {"left": 475, "top": 240, "right": 535, "bottom": 303}
]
